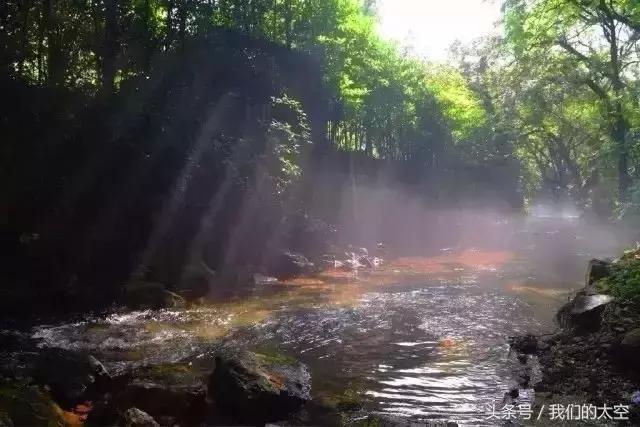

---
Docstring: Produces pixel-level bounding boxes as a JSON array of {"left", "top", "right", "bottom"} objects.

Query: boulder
[
  {"left": 0, "top": 379, "right": 66, "bottom": 427},
  {"left": 266, "top": 251, "right": 315, "bottom": 279},
  {"left": 115, "top": 362, "right": 208, "bottom": 423},
  {"left": 510, "top": 334, "right": 539, "bottom": 355},
  {"left": 620, "top": 328, "right": 640, "bottom": 361},
  {"left": 32, "top": 349, "right": 111, "bottom": 410},
  {"left": 175, "top": 262, "right": 215, "bottom": 300},
  {"left": 556, "top": 294, "right": 614, "bottom": 331},
  {"left": 124, "top": 282, "right": 186, "bottom": 310},
  {"left": 209, "top": 350, "right": 311, "bottom": 422},
  {"left": 123, "top": 408, "right": 159, "bottom": 427}
]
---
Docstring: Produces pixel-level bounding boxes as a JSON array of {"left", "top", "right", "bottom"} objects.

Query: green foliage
[
  {"left": 4, "top": 0, "right": 638, "bottom": 209},
  {"left": 596, "top": 248, "right": 640, "bottom": 300},
  {"left": 500, "top": 0, "right": 640, "bottom": 203},
  {"left": 424, "top": 64, "right": 487, "bottom": 142},
  {"left": 0, "top": 0, "right": 459, "bottom": 164},
  {"left": 265, "top": 94, "right": 311, "bottom": 195},
  {"left": 618, "top": 181, "right": 640, "bottom": 221}
]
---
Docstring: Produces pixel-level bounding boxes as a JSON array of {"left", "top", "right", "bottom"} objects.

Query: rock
[
  {"left": 556, "top": 294, "right": 614, "bottom": 331},
  {"left": 510, "top": 334, "right": 539, "bottom": 355},
  {"left": 88, "top": 355, "right": 110, "bottom": 387},
  {"left": 175, "top": 260, "right": 217, "bottom": 300},
  {"left": 85, "top": 394, "right": 120, "bottom": 426},
  {"left": 124, "top": 282, "right": 186, "bottom": 310},
  {"left": 209, "top": 350, "right": 311, "bottom": 422},
  {"left": 517, "top": 373, "right": 531, "bottom": 387},
  {"left": 622, "top": 328, "right": 640, "bottom": 347},
  {"left": 0, "top": 379, "right": 66, "bottom": 426},
  {"left": 620, "top": 329, "right": 640, "bottom": 362},
  {"left": 33, "top": 349, "right": 111, "bottom": 410},
  {"left": 123, "top": 408, "right": 159, "bottom": 427},
  {"left": 266, "top": 251, "right": 315, "bottom": 279},
  {"left": 586, "top": 259, "right": 612, "bottom": 286},
  {"left": 115, "top": 362, "right": 208, "bottom": 423}
]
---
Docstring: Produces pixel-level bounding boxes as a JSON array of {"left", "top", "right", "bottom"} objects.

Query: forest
[
  {"left": 2, "top": 0, "right": 639, "bottom": 200},
  {"left": 1, "top": 0, "right": 640, "bottom": 426},
  {"left": 2, "top": 0, "right": 637, "bottom": 302}
]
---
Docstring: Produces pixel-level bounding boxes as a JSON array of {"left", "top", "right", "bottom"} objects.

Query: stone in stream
[
  {"left": 32, "top": 349, "right": 111, "bottom": 410},
  {"left": 115, "top": 362, "right": 208, "bottom": 424},
  {"left": 209, "top": 349, "right": 311, "bottom": 423},
  {"left": 510, "top": 334, "right": 540, "bottom": 355},
  {"left": 0, "top": 379, "right": 67, "bottom": 427},
  {"left": 123, "top": 407, "right": 159, "bottom": 427},
  {"left": 555, "top": 293, "right": 614, "bottom": 331}
]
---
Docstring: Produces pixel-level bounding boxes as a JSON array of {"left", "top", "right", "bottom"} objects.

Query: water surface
[{"left": 31, "top": 213, "right": 633, "bottom": 424}]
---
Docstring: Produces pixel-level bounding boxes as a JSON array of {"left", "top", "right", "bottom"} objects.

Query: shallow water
[{"left": 29, "top": 213, "right": 634, "bottom": 424}]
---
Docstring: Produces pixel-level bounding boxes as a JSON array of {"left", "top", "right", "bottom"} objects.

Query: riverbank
[{"left": 513, "top": 248, "right": 640, "bottom": 424}]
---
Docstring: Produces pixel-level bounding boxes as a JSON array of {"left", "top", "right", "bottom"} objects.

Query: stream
[{"left": 24, "top": 211, "right": 635, "bottom": 425}]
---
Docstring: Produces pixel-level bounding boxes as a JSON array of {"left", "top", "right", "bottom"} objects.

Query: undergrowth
[{"left": 596, "top": 247, "right": 640, "bottom": 300}]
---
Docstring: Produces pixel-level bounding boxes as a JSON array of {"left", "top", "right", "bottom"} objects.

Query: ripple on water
[
  {"left": 30, "top": 283, "right": 542, "bottom": 423},
  {"left": 30, "top": 307, "right": 242, "bottom": 373},
  {"left": 238, "top": 284, "right": 542, "bottom": 424}
]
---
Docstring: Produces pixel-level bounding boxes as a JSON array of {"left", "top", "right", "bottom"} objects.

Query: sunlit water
[{"left": 27, "top": 214, "right": 635, "bottom": 424}]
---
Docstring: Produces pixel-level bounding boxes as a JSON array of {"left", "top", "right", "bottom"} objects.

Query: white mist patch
[{"left": 529, "top": 203, "right": 581, "bottom": 219}]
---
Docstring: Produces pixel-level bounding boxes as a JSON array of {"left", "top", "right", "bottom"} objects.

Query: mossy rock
[
  {"left": 254, "top": 348, "right": 298, "bottom": 366},
  {"left": 209, "top": 349, "right": 311, "bottom": 423},
  {"left": 31, "top": 349, "right": 111, "bottom": 411},
  {"left": 323, "top": 388, "right": 366, "bottom": 412},
  {"left": 0, "top": 380, "right": 66, "bottom": 427},
  {"left": 114, "top": 362, "right": 208, "bottom": 424}
]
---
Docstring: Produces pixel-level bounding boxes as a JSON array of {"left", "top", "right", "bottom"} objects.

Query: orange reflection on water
[
  {"left": 504, "top": 280, "right": 572, "bottom": 299},
  {"left": 390, "top": 249, "right": 513, "bottom": 274},
  {"left": 280, "top": 249, "right": 516, "bottom": 308}
]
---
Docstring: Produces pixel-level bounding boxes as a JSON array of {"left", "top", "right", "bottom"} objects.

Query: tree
[{"left": 504, "top": 0, "right": 640, "bottom": 200}]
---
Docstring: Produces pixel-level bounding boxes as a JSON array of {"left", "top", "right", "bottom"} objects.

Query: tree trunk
[
  {"left": 165, "top": 0, "right": 174, "bottom": 50},
  {"left": 283, "top": 0, "right": 292, "bottom": 48},
  {"left": 178, "top": 0, "right": 187, "bottom": 50},
  {"left": 613, "top": 101, "right": 630, "bottom": 200},
  {"left": 37, "top": 0, "right": 50, "bottom": 84},
  {"left": 18, "top": 0, "right": 32, "bottom": 77},
  {"left": 46, "top": 0, "right": 67, "bottom": 87},
  {"left": 100, "top": 0, "right": 118, "bottom": 97},
  {"left": 0, "top": 0, "right": 10, "bottom": 71},
  {"left": 608, "top": 21, "right": 631, "bottom": 201}
]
